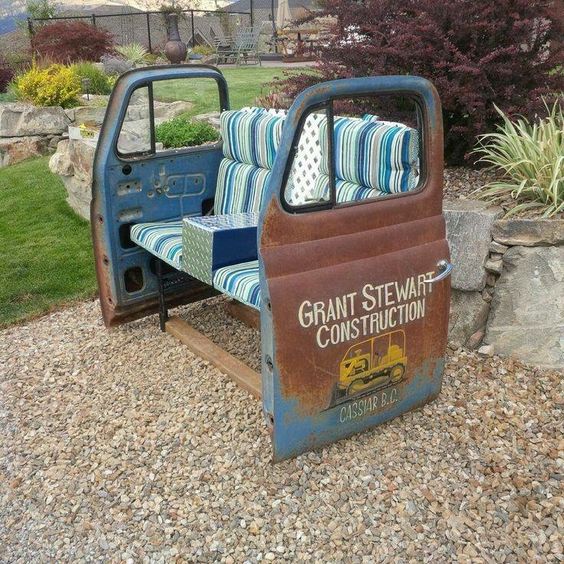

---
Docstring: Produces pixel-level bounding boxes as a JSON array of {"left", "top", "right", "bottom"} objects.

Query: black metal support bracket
[
  {"left": 155, "top": 259, "right": 206, "bottom": 332},
  {"left": 156, "top": 258, "right": 168, "bottom": 331}
]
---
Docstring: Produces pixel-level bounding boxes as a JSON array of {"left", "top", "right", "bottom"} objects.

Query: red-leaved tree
[
  {"left": 273, "top": 0, "right": 563, "bottom": 164},
  {"left": 0, "top": 60, "right": 14, "bottom": 93},
  {"left": 32, "top": 21, "right": 115, "bottom": 63}
]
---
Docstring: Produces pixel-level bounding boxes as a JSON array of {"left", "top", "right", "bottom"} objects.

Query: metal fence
[{"left": 28, "top": 7, "right": 275, "bottom": 53}]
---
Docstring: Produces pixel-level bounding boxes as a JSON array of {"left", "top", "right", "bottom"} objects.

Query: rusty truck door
[
  {"left": 92, "top": 66, "right": 228, "bottom": 326},
  {"left": 259, "top": 77, "right": 451, "bottom": 461}
]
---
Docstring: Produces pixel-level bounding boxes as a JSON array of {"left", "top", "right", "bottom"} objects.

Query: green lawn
[
  {"left": 0, "top": 67, "right": 296, "bottom": 326},
  {"left": 0, "top": 157, "right": 97, "bottom": 326},
  {"left": 153, "top": 67, "right": 291, "bottom": 116}
]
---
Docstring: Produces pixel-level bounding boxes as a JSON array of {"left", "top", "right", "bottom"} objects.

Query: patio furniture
[{"left": 213, "top": 25, "right": 264, "bottom": 66}]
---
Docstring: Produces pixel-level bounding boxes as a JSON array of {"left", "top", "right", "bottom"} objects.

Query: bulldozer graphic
[{"left": 334, "top": 330, "right": 407, "bottom": 402}]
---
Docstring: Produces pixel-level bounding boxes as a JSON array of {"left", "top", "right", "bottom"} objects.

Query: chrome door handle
[{"left": 425, "top": 260, "right": 453, "bottom": 284}]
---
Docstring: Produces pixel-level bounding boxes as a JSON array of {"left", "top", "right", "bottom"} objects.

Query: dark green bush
[
  {"left": 72, "top": 62, "right": 113, "bottom": 95},
  {"left": 155, "top": 117, "right": 219, "bottom": 149}
]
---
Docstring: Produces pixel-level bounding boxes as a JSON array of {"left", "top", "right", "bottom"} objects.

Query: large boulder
[
  {"left": 154, "top": 100, "right": 193, "bottom": 120},
  {"left": 0, "top": 103, "right": 70, "bottom": 137},
  {"left": 71, "top": 105, "right": 108, "bottom": 127},
  {"left": 492, "top": 218, "right": 564, "bottom": 246},
  {"left": 448, "top": 290, "right": 490, "bottom": 347},
  {"left": 0, "top": 136, "right": 50, "bottom": 167},
  {"left": 485, "top": 245, "right": 564, "bottom": 368},
  {"left": 125, "top": 100, "right": 193, "bottom": 122},
  {"left": 444, "top": 200, "right": 503, "bottom": 291},
  {"left": 192, "top": 111, "right": 221, "bottom": 128},
  {"left": 49, "top": 138, "right": 96, "bottom": 220}
]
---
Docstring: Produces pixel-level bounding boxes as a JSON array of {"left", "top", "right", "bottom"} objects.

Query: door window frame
[
  {"left": 280, "top": 94, "right": 427, "bottom": 214},
  {"left": 114, "top": 73, "right": 229, "bottom": 162}
]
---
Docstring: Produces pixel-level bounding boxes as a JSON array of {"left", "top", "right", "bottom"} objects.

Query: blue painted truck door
[
  {"left": 258, "top": 77, "right": 452, "bottom": 461},
  {"left": 91, "top": 66, "right": 229, "bottom": 326}
]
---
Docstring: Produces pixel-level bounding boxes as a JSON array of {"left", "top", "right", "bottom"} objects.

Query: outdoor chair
[
  {"left": 213, "top": 25, "right": 264, "bottom": 66},
  {"left": 91, "top": 68, "right": 448, "bottom": 461},
  {"left": 129, "top": 108, "right": 419, "bottom": 315}
]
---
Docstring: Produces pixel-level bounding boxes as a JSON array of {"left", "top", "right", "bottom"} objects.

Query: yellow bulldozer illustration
[{"left": 335, "top": 330, "right": 407, "bottom": 400}]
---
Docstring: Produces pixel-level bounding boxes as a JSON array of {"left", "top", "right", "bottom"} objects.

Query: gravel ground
[
  {"left": 443, "top": 167, "right": 499, "bottom": 202},
  {"left": 1, "top": 298, "right": 562, "bottom": 562}
]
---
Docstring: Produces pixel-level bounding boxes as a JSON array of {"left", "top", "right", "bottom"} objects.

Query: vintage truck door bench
[{"left": 92, "top": 66, "right": 452, "bottom": 461}]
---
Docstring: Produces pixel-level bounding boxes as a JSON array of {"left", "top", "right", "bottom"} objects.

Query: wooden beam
[
  {"left": 166, "top": 316, "right": 262, "bottom": 399},
  {"left": 225, "top": 300, "right": 261, "bottom": 330}
]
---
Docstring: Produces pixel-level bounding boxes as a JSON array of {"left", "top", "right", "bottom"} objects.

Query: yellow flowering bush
[{"left": 15, "top": 64, "right": 81, "bottom": 108}]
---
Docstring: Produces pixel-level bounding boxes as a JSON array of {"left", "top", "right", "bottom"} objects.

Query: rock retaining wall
[
  {"left": 0, "top": 99, "right": 193, "bottom": 168},
  {"left": 446, "top": 200, "right": 563, "bottom": 368},
  {"left": 0, "top": 103, "right": 71, "bottom": 167},
  {"left": 483, "top": 224, "right": 563, "bottom": 368},
  {"left": 49, "top": 138, "right": 97, "bottom": 220}
]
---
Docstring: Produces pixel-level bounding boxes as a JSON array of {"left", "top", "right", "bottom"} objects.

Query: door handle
[{"left": 425, "top": 259, "right": 453, "bottom": 284}]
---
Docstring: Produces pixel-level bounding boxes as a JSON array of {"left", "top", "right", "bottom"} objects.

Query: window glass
[
  {"left": 282, "top": 96, "right": 422, "bottom": 210},
  {"left": 117, "top": 78, "right": 222, "bottom": 158},
  {"left": 153, "top": 78, "right": 221, "bottom": 153},
  {"left": 117, "top": 86, "right": 151, "bottom": 155},
  {"left": 284, "top": 109, "right": 330, "bottom": 207}
]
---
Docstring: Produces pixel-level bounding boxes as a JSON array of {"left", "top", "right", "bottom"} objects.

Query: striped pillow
[
  {"left": 319, "top": 117, "right": 419, "bottom": 193},
  {"left": 220, "top": 110, "right": 285, "bottom": 169},
  {"left": 215, "top": 159, "right": 272, "bottom": 215}
]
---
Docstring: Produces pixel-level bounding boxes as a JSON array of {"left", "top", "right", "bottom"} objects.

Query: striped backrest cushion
[
  {"left": 319, "top": 117, "right": 419, "bottom": 194},
  {"left": 215, "top": 159, "right": 272, "bottom": 215},
  {"left": 220, "top": 110, "right": 285, "bottom": 169}
]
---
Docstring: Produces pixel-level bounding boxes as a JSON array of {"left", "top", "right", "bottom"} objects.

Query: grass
[
  {"left": 0, "top": 157, "right": 97, "bottom": 326},
  {"left": 152, "top": 67, "right": 292, "bottom": 117}
]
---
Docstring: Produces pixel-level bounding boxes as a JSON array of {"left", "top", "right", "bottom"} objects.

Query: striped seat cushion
[
  {"left": 220, "top": 110, "right": 284, "bottom": 169},
  {"left": 130, "top": 221, "right": 183, "bottom": 270},
  {"left": 212, "top": 260, "right": 261, "bottom": 309},
  {"left": 214, "top": 159, "right": 272, "bottom": 215},
  {"left": 319, "top": 117, "right": 419, "bottom": 194}
]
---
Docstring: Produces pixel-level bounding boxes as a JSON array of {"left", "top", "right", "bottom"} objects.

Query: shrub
[
  {"left": 0, "top": 59, "right": 14, "bottom": 93},
  {"left": 15, "top": 64, "right": 81, "bottom": 108},
  {"left": 143, "top": 52, "right": 161, "bottom": 65},
  {"left": 191, "top": 45, "right": 213, "bottom": 57},
  {"left": 72, "top": 62, "right": 113, "bottom": 95},
  {"left": 272, "top": 0, "right": 563, "bottom": 165},
  {"left": 32, "top": 21, "right": 114, "bottom": 63},
  {"left": 473, "top": 101, "right": 563, "bottom": 218},
  {"left": 155, "top": 117, "right": 219, "bottom": 149},
  {"left": 115, "top": 43, "right": 148, "bottom": 65}
]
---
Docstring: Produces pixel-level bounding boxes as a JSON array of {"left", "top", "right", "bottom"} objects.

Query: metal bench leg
[{"left": 156, "top": 258, "right": 168, "bottom": 332}]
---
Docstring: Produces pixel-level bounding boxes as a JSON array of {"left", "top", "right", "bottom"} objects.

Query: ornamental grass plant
[
  {"left": 473, "top": 101, "right": 563, "bottom": 218},
  {"left": 115, "top": 44, "right": 148, "bottom": 66}
]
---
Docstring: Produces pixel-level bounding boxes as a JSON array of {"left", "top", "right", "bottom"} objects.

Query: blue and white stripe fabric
[
  {"left": 319, "top": 117, "right": 419, "bottom": 194},
  {"left": 130, "top": 221, "right": 183, "bottom": 270},
  {"left": 311, "top": 175, "right": 386, "bottom": 203},
  {"left": 220, "top": 110, "right": 285, "bottom": 169},
  {"left": 212, "top": 260, "right": 261, "bottom": 309},
  {"left": 214, "top": 159, "right": 272, "bottom": 215}
]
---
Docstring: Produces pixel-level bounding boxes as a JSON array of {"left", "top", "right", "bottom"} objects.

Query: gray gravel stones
[
  {"left": 444, "top": 166, "right": 498, "bottom": 202},
  {"left": 1, "top": 298, "right": 562, "bottom": 562}
]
